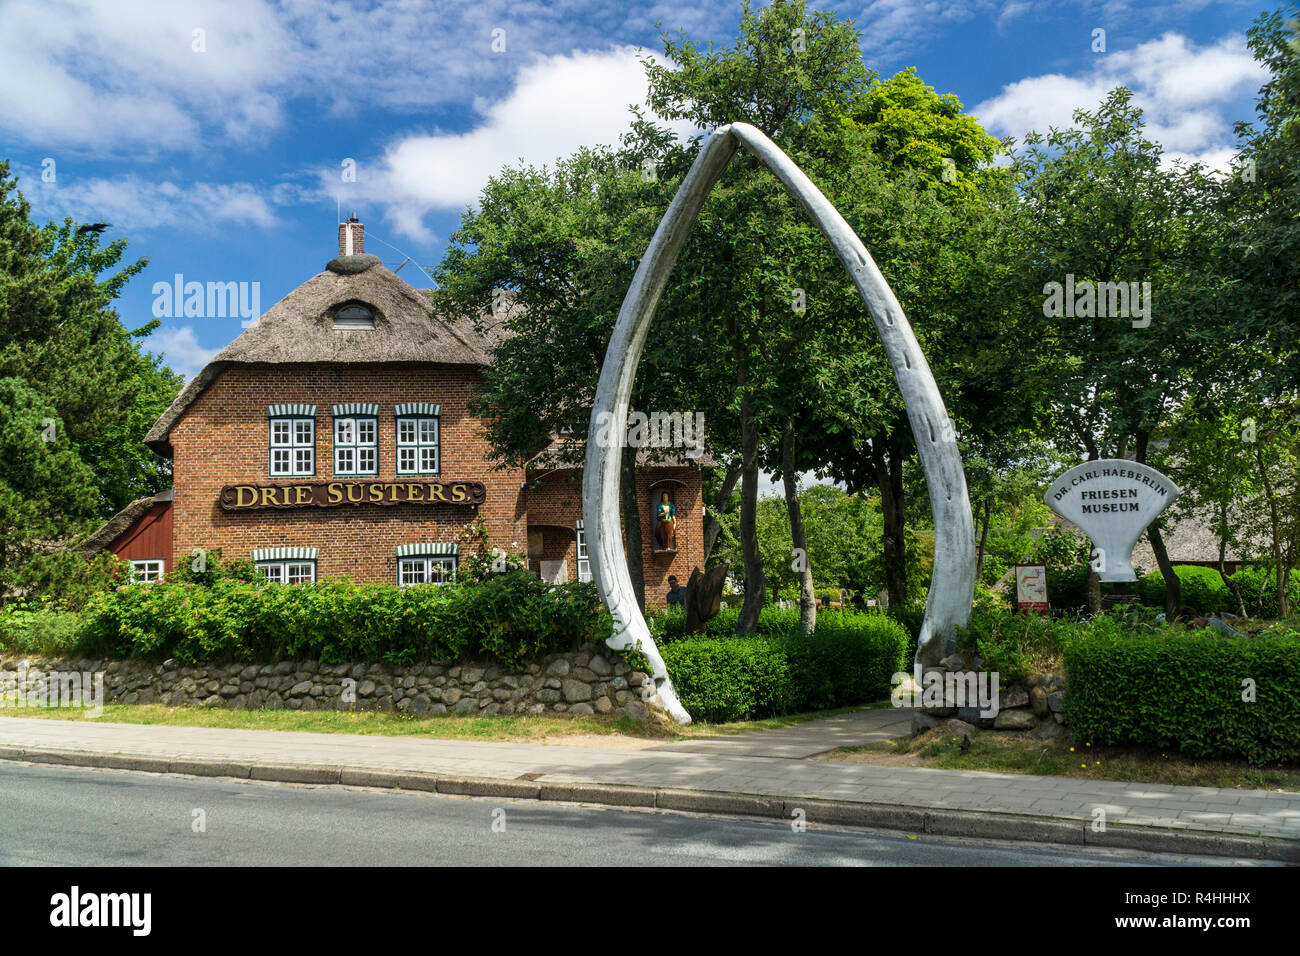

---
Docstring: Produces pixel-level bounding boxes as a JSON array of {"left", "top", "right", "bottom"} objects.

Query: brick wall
[
  {"left": 168, "top": 361, "right": 705, "bottom": 601},
  {"left": 524, "top": 466, "right": 704, "bottom": 609},
  {"left": 170, "top": 362, "right": 528, "bottom": 582}
]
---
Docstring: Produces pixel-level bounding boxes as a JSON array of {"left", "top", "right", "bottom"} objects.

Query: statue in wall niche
[{"left": 653, "top": 490, "right": 677, "bottom": 551}]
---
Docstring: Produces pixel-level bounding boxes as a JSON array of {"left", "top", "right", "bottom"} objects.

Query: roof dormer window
[{"left": 333, "top": 303, "right": 375, "bottom": 329}]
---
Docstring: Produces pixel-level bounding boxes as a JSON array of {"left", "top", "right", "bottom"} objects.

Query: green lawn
[{"left": 0, "top": 700, "right": 879, "bottom": 742}]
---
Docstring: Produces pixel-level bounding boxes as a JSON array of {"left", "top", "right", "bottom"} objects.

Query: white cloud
[
  {"left": 331, "top": 46, "right": 694, "bottom": 242},
  {"left": 18, "top": 169, "right": 282, "bottom": 231},
  {"left": 146, "top": 325, "right": 220, "bottom": 378},
  {"left": 0, "top": 0, "right": 726, "bottom": 155},
  {"left": 0, "top": 0, "right": 292, "bottom": 153},
  {"left": 973, "top": 31, "right": 1266, "bottom": 165}
]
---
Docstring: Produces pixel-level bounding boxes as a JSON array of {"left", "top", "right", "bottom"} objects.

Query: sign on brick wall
[{"left": 219, "top": 481, "right": 486, "bottom": 510}]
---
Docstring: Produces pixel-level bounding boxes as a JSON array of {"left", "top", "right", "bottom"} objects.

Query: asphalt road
[{"left": 0, "top": 761, "right": 1275, "bottom": 867}]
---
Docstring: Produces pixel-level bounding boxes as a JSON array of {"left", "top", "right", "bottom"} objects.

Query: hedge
[
  {"left": 1064, "top": 621, "right": 1300, "bottom": 764},
  {"left": 77, "top": 571, "right": 609, "bottom": 667},
  {"left": 661, "top": 613, "right": 908, "bottom": 722},
  {"left": 1138, "top": 565, "right": 1236, "bottom": 614},
  {"left": 651, "top": 605, "right": 894, "bottom": 643}
]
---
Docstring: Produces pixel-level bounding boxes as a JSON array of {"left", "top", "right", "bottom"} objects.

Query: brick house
[{"left": 86, "top": 219, "right": 703, "bottom": 607}]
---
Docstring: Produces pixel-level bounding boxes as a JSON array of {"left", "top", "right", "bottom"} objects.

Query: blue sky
[{"left": 0, "top": 0, "right": 1274, "bottom": 379}]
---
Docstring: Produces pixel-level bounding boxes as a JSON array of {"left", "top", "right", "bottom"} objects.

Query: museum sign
[{"left": 1043, "top": 460, "right": 1179, "bottom": 582}]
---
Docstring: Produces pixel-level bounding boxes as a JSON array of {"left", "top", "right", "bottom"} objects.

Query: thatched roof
[
  {"left": 145, "top": 255, "right": 506, "bottom": 455},
  {"left": 1131, "top": 513, "right": 1270, "bottom": 568},
  {"left": 81, "top": 492, "right": 170, "bottom": 555},
  {"left": 1049, "top": 511, "right": 1269, "bottom": 570}
]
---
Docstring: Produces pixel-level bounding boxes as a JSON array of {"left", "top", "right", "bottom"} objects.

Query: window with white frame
[
  {"left": 334, "top": 416, "right": 378, "bottom": 475},
  {"left": 397, "top": 555, "right": 455, "bottom": 585},
  {"left": 395, "top": 404, "right": 440, "bottom": 475},
  {"left": 395, "top": 543, "right": 457, "bottom": 586},
  {"left": 256, "top": 561, "right": 316, "bottom": 584},
  {"left": 252, "top": 548, "right": 317, "bottom": 584},
  {"left": 268, "top": 407, "right": 316, "bottom": 477},
  {"left": 130, "top": 559, "right": 164, "bottom": 583},
  {"left": 575, "top": 523, "right": 592, "bottom": 582}
]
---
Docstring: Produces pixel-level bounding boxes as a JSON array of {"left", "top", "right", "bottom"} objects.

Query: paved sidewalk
[
  {"left": 649, "top": 707, "right": 912, "bottom": 757},
  {"left": 0, "top": 714, "right": 1297, "bottom": 860}
]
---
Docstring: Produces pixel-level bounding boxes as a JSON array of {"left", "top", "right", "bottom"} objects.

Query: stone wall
[
  {"left": 1, "top": 644, "right": 668, "bottom": 722},
  {"left": 910, "top": 650, "right": 1070, "bottom": 741}
]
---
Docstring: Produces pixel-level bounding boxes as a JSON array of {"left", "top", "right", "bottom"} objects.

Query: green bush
[
  {"left": 661, "top": 613, "right": 908, "bottom": 722},
  {"left": 956, "top": 607, "right": 1072, "bottom": 683},
  {"left": 1226, "top": 565, "right": 1300, "bottom": 619},
  {"left": 77, "top": 570, "right": 609, "bottom": 666},
  {"left": 1046, "top": 564, "right": 1090, "bottom": 611},
  {"left": 0, "top": 604, "right": 83, "bottom": 656},
  {"left": 1138, "top": 565, "right": 1234, "bottom": 614},
  {"left": 1064, "top": 620, "right": 1300, "bottom": 764},
  {"left": 650, "top": 606, "right": 800, "bottom": 643}
]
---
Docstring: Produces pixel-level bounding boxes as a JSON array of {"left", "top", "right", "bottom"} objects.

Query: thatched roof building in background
[{"left": 1048, "top": 511, "right": 1269, "bottom": 574}]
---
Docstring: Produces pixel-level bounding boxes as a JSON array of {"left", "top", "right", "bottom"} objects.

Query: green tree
[
  {"left": 0, "top": 160, "right": 179, "bottom": 600},
  {"left": 0, "top": 378, "right": 99, "bottom": 602},
  {"left": 1011, "top": 89, "right": 1229, "bottom": 615},
  {"left": 0, "top": 161, "right": 149, "bottom": 446},
  {"left": 75, "top": 339, "right": 182, "bottom": 516},
  {"left": 1223, "top": 5, "right": 1300, "bottom": 398},
  {"left": 430, "top": 147, "right": 721, "bottom": 609},
  {"left": 640, "top": 0, "right": 875, "bottom": 634}
]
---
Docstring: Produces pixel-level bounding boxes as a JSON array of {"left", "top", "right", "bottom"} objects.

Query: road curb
[{"left": 3, "top": 745, "right": 1297, "bottom": 862}]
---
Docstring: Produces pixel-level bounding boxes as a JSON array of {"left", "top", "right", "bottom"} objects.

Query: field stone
[
  {"left": 622, "top": 701, "right": 648, "bottom": 720},
  {"left": 999, "top": 686, "right": 1029, "bottom": 710},
  {"left": 993, "top": 709, "right": 1035, "bottom": 730},
  {"left": 1031, "top": 718, "right": 1068, "bottom": 740},
  {"left": 561, "top": 679, "right": 592, "bottom": 703},
  {"left": 1030, "top": 685, "right": 1049, "bottom": 716}
]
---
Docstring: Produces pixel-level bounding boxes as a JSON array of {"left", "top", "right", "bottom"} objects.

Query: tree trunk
[
  {"left": 702, "top": 464, "right": 742, "bottom": 565},
  {"left": 1146, "top": 522, "right": 1181, "bottom": 617},
  {"left": 1254, "top": 445, "right": 1287, "bottom": 618},
  {"left": 1216, "top": 506, "right": 1247, "bottom": 617},
  {"left": 1134, "top": 430, "right": 1179, "bottom": 616},
  {"left": 736, "top": 393, "right": 765, "bottom": 635},
  {"left": 974, "top": 499, "right": 991, "bottom": 585},
  {"left": 873, "top": 432, "right": 906, "bottom": 608},
  {"left": 619, "top": 444, "right": 646, "bottom": 611},
  {"left": 781, "top": 415, "right": 816, "bottom": 635}
]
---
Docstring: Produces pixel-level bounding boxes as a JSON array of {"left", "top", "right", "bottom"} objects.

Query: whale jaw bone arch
[{"left": 583, "top": 122, "right": 976, "bottom": 724}]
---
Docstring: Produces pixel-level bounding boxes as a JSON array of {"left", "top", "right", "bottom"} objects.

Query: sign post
[{"left": 1014, "top": 564, "right": 1050, "bottom": 613}]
